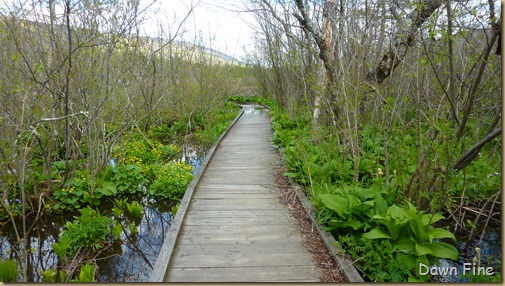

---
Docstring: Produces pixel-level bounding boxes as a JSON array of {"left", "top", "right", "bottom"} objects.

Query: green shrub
[
  {"left": 158, "top": 144, "right": 181, "bottom": 161},
  {"left": 0, "top": 259, "right": 18, "bottom": 282}
]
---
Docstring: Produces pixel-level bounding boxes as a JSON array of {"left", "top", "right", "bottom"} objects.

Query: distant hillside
[
  {"left": 0, "top": 15, "right": 244, "bottom": 66},
  {"left": 168, "top": 40, "right": 244, "bottom": 65}
]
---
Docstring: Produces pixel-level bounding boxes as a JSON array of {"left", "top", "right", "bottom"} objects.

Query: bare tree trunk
[
  {"left": 454, "top": 128, "right": 501, "bottom": 171},
  {"left": 364, "top": 0, "right": 443, "bottom": 86},
  {"left": 455, "top": 32, "right": 499, "bottom": 139},
  {"left": 61, "top": 0, "right": 73, "bottom": 188},
  {"left": 311, "top": 1, "right": 336, "bottom": 131},
  {"left": 294, "top": 0, "right": 338, "bottom": 94},
  {"left": 446, "top": 0, "right": 458, "bottom": 125}
]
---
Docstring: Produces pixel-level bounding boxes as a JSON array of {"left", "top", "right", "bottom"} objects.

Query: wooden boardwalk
[{"left": 151, "top": 105, "right": 321, "bottom": 282}]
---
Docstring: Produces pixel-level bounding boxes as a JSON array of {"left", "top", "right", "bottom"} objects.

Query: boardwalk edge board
[
  {"left": 289, "top": 177, "right": 365, "bottom": 282},
  {"left": 149, "top": 106, "right": 245, "bottom": 282}
]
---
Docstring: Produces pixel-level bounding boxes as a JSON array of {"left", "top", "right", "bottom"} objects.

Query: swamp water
[
  {"left": 436, "top": 227, "right": 502, "bottom": 282},
  {"left": 0, "top": 144, "right": 206, "bottom": 282}
]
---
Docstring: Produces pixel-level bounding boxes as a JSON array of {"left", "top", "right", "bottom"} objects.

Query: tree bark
[
  {"left": 311, "top": 1, "right": 337, "bottom": 130},
  {"left": 294, "top": 0, "right": 338, "bottom": 86},
  {"left": 455, "top": 24, "right": 500, "bottom": 139},
  {"left": 453, "top": 128, "right": 501, "bottom": 171},
  {"left": 61, "top": 0, "right": 73, "bottom": 189},
  {"left": 364, "top": 0, "right": 443, "bottom": 86}
]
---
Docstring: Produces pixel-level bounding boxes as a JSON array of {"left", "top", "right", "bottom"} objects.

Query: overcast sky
[
  {"left": 0, "top": 0, "right": 256, "bottom": 60},
  {"left": 142, "top": 0, "right": 256, "bottom": 61}
]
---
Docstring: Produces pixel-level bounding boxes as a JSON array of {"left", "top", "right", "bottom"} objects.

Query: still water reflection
[{"left": 0, "top": 144, "right": 206, "bottom": 282}]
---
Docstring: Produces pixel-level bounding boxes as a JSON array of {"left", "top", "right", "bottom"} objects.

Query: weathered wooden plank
[
  {"left": 193, "top": 192, "right": 280, "bottom": 199},
  {"left": 201, "top": 169, "right": 275, "bottom": 178},
  {"left": 207, "top": 155, "right": 275, "bottom": 159},
  {"left": 208, "top": 156, "right": 275, "bottom": 163},
  {"left": 215, "top": 149, "right": 273, "bottom": 154},
  {"left": 166, "top": 266, "right": 319, "bottom": 282},
  {"left": 172, "top": 240, "right": 311, "bottom": 255},
  {"left": 183, "top": 217, "right": 293, "bottom": 226},
  {"left": 203, "top": 162, "right": 276, "bottom": 169},
  {"left": 219, "top": 142, "right": 273, "bottom": 146},
  {"left": 222, "top": 128, "right": 271, "bottom": 132},
  {"left": 169, "top": 253, "right": 317, "bottom": 268},
  {"left": 227, "top": 123, "right": 272, "bottom": 127},
  {"left": 201, "top": 165, "right": 271, "bottom": 170},
  {"left": 193, "top": 184, "right": 273, "bottom": 190},
  {"left": 185, "top": 210, "right": 290, "bottom": 218},
  {"left": 175, "top": 231, "right": 304, "bottom": 243},
  {"left": 205, "top": 161, "right": 275, "bottom": 167},
  {"left": 186, "top": 202, "right": 282, "bottom": 211},
  {"left": 180, "top": 224, "right": 298, "bottom": 235},
  {"left": 199, "top": 176, "right": 273, "bottom": 185},
  {"left": 193, "top": 190, "right": 277, "bottom": 196},
  {"left": 189, "top": 198, "right": 278, "bottom": 205},
  {"left": 218, "top": 143, "right": 273, "bottom": 148},
  {"left": 227, "top": 127, "right": 272, "bottom": 130}
]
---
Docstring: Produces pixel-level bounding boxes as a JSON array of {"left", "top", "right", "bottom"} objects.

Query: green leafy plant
[
  {"left": 339, "top": 235, "right": 412, "bottom": 282},
  {"left": 41, "top": 268, "right": 67, "bottom": 282},
  {"left": 112, "top": 198, "right": 127, "bottom": 217},
  {"left": 193, "top": 109, "right": 238, "bottom": 146},
  {"left": 157, "top": 144, "right": 181, "bottom": 161},
  {"left": 113, "top": 137, "right": 160, "bottom": 166},
  {"left": 0, "top": 204, "right": 10, "bottom": 221},
  {"left": 363, "top": 202, "right": 458, "bottom": 278},
  {"left": 126, "top": 200, "right": 143, "bottom": 217},
  {"left": 112, "top": 164, "right": 148, "bottom": 195},
  {"left": 128, "top": 223, "right": 138, "bottom": 235},
  {"left": 53, "top": 173, "right": 116, "bottom": 211},
  {"left": 41, "top": 263, "right": 95, "bottom": 283},
  {"left": 111, "top": 198, "right": 143, "bottom": 238},
  {"left": 148, "top": 123, "right": 174, "bottom": 143},
  {"left": 170, "top": 202, "right": 180, "bottom": 215},
  {"left": 317, "top": 184, "right": 389, "bottom": 233},
  {"left": 52, "top": 207, "right": 115, "bottom": 259},
  {"left": 111, "top": 223, "right": 123, "bottom": 240},
  {"left": 71, "top": 263, "right": 96, "bottom": 282},
  {"left": 149, "top": 162, "right": 193, "bottom": 200},
  {"left": 0, "top": 259, "right": 18, "bottom": 282},
  {"left": 53, "top": 173, "right": 90, "bottom": 210},
  {"left": 267, "top": 103, "right": 463, "bottom": 282}
]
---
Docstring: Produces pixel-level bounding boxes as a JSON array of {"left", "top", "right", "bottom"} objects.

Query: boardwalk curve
[{"left": 150, "top": 105, "right": 321, "bottom": 282}]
